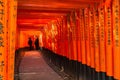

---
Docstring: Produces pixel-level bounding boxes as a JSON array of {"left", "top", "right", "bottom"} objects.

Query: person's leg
[
  {"left": 35, "top": 45, "right": 37, "bottom": 50},
  {"left": 30, "top": 45, "right": 32, "bottom": 50},
  {"left": 36, "top": 45, "right": 39, "bottom": 50}
]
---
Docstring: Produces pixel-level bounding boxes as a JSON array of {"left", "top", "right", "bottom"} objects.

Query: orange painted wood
[
  {"left": 7, "top": 0, "right": 17, "bottom": 80},
  {"left": 84, "top": 8, "right": 91, "bottom": 66},
  {"left": 71, "top": 13, "right": 78, "bottom": 61},
  {"left": 112, "top": 0, "right": 120, "bottom": 79},
  {"left": 105, "top": 2, "right": 113, "bottom": 77},
  {"left": 0, "top": 0, "right": 8, "bottom": 80},
  {"left": 67, "top": 24, "right": 73, "bottom": 60},
  {"left": 98, "top": 6, "right": 106, "bottom": 73},
  {"left": 80, "top": 9, "right": 86, "bottom": 64},
  {"left": 89, "top": 8, "right": 95, "bottom": 68},
  {"left": 76, "top": 12, "right": 82, "bottom": 62},
  {"left": 94, "top": 8, "right": 100, "bottom": 72}
]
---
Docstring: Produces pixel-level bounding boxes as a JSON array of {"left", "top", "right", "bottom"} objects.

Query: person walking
[
  {"left": 34, "top": 37, "right": 39, "bottom": 50},
  {"left": 28, "top": 37, "right": 33, "bottom": 50}
]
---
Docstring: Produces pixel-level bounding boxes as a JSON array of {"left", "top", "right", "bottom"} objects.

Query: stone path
[{"left": 19, "top": 51, "right": 64, "bottom": 80}]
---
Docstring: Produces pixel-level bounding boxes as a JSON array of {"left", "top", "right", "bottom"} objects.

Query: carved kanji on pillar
[
  {"left": 0, "top": 74, "right": 3, "bottom": 80},
  {"left": 0, "top": 23, "right": 4, "bottom": 34},
  {"left": 0, "top": 0, "right": 6, "bottom": 80}
]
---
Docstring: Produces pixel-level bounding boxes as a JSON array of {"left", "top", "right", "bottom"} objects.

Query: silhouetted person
[
  {"left": 28, "top": 37, "right": 32, "bottom": 50},
  {"left": 34, "top": 37, "right": 39, "bottom": 50}
]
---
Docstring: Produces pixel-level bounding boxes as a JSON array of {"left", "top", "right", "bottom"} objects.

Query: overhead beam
[
  {"left": 18, "top": 25, "right": 46, "bottom": 31},
  {"left": 17, "top": 9, "right": 71, "bottom": 13},
  {"left": 17, "top": 14, "right": 66, "bottom": 19},
  {"left": 18, "top": 0, "right": 100, "bottom": 9}
]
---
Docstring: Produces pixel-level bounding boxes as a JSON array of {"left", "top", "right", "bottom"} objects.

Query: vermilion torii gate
[
  {"left": 0, "top": 0, "right": 17, "bottom": 80},
  {"left": 0, "top": 0, "right": 120, "bottom": 80}
]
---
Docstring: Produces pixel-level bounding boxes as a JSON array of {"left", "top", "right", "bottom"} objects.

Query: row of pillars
[
  {"left": 0, "top": 0, "right": 120, "bottom": 80},
  {"left": 42, "top": 0, "right": 120, "bottom": 80}
]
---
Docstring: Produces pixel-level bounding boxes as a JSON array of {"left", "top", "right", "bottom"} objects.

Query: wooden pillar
[
  {"left": 89, "top": 7, "right": 95, "bottom": 80},
  {"left": 7, "top": 0, "right": 17, "bottom": 80},
  {"left": 70, "top": 11, "right": 77, "bottom": 61},
  {"left": 93, "top": 6, "right": 101, "bottom": 80},
  {"left": 0, "top": 0, "right": 7, "bottom": 80},
  {"left": 67, "top": 14, "right": 72, "bottom": 60},
  {"left": 98, "top": 4, "right": 106, "bottom": 80},
  {"left": 76, "top": 11, "right": 82, "bottom": 63},
  {"left": 84, "top": 8, "right": 91, "bottom": 67},
  {"left": 112, "top": 0, "right": 120, "bottom": 79},
  {"left": 89, "top": 8, "right": 95, "bottom": 69},
  {"left": 79, "top": 9, "right": 86, "bottom": 65},
  {"left": 105, "top": 0, "right": 113, "bottom": 78}
]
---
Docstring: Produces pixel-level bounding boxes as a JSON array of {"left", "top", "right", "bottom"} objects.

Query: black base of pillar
[
  {"left": 100, "top": 72, "right": 106, "bottom": 80},
  {"left": 95, "top": 72, "right": 101, "bottom": 80},
  {"left": 41, "top": 47, "right": 115, "bottom": 80},
  {"left": 106, "top": 76, "right": 114, "bottom": 80},
  {"left": 90, "top": 68, "right": 96, "bottom": 80}
]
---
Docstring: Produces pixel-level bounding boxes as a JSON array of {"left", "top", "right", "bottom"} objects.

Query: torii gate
[
  {"left": 0, "top": 0, "right": 17, "bottom": 80},
  {"left": 0, "top": 0, "right": 120, "bottom": 80}
]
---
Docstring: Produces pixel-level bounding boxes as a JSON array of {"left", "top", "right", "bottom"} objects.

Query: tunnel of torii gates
[{"left": 0, "top": 0, "right": 120, "bottom": 80}]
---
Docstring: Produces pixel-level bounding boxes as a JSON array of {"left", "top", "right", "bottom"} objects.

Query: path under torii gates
[{"left": 18, "top": 51, "right": 64, "bottom": 80}]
